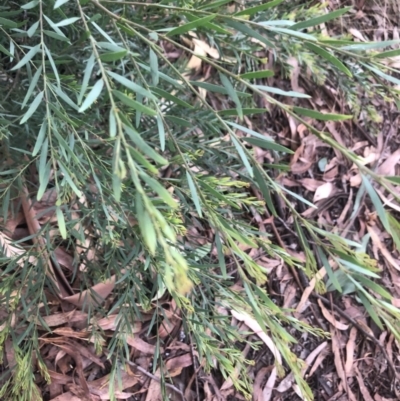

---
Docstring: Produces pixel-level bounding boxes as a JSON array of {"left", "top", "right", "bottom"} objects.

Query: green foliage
[{"left": 1, "top": 0, "right": 400, "bottom": 400}]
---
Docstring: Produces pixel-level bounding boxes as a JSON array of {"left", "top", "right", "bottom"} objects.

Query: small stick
[{"left": 126, "top": 360, "right": 186, "bottom": 401}]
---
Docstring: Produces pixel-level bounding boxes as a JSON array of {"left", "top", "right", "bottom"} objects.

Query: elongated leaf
[
  {"left": 341, "top": 39, "right": 400, "bottom": 51},
  {"left": 215, "top": 232, "right": 227, "bottom": 278},
  {"left": 267, "top": 27, "right": 317, "bottom": 41},
  {"left": 253, "top": 167, "right": 277, "bottom": 216},
  {"left": 0, "top": 43, "right": 13, "bottom": 57},
  {"left": 362, "top": 62, "right": 400, "bottom": 86},
  {"left": 361, "top": 174, "right": 391, "bottom": 233},
  {"left": 151, "top": 87, "right": 193, "bottom": 108},
  {"left": 157, "top": 115, "right": 165, "bottom": 151},
  {"left": 220, "top": 73, "right": 243, "bottom": 120},
  {"left": 0, "top": 17, "right": 18, "bottom": 28},
  {"left": 167, "top": 15, "right": 216, "bottom": 36},
  {"left": 293, "top": 106, "right": 352, "bottom": 121},
  {"left": 56, "top": 207, "right": 67, "bottom": 239},
  {"left": 255, "top": 85, "right": 311, "bottom": 98},
  {"left": 124, "top": 125, "right": 168, "bottom": 165},
  {"left": 218, "top": 108, "right": 266, "bottom": 116},
  {"left": 10, "top": 44, "right": 40, "bottom": 71},
  {"left": 136, "top": 194, "right": 156, "bottom": 255},
  {"left": 240, "top": 70, "right": 274, "bottom": 79},
  {"left": 22, "top": 0, "right": 39, "bottom": 9},
  {"left": 235, "top": 0, "right": 284, "bottom": 16},
  {"left": 186, "top": 172, "right": 203, "bottom": 217},
  {"left": 291, "top": 7, "right": 351, "bottom": 30},
  {"left": 305, "top": 42, "right": 352, "bottom": 76},
  {"left": 78, "top": 53, "right": 96, "bottom": 104},
  {"left": 227, "top": 20, "right": 274, "bottom": 48},
  {"left": 21, "top": 65, "right": 42, "bottom": 108},
  {"left": 79, "top": 79, "right": 104, "bottom": 113},
  {"left": 20, "top": 91, "right": 44, "bottom": 124},
  {"left": 113, "top": 90, "right": 157, "bottom": 116},
  {"left": 54, "top": 17, "right": 80, "bottom": 27},
  {"left": 242, "top": 137, "right": 293, "bottom": 153},
  {"left": 231, "top": 136, "right": 253, "bottom": 177},
  {"left": 100, "top": 50, "right": 127, "bottom": 62},
  {"left": 27, "top": 20, "right": 39, "bottom": 38},
  {"left": 107, "top": 70, "right": 156, "bottom": 100},
  {"left": 54, "top": 0, "right": 70, "bottom": 8},
  {"left": 140, "top": 173, "right": 177, "bottom": 209},
  {"left": 149, "top": 49, "right": 159, "bottom": 86},
  {"left": 373, "top": 49, "right": 400, "bottom": 59},
  {"left": 33, "top": 121, "right": 47, "bottom": 157}
]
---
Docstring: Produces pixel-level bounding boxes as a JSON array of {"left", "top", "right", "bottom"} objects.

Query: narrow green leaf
[
  {"left": 43, "top": 30, "right": 70, "bottom": 43},
  {"left": 45, "top": 44, "right": 60, "bottom": 87},
  {"left": 56, "top": 207, "right": 67, "bottom": 239},
  {"left": 32, "top": 121, "right": 47, "bottom": 157},
  {"left": 57, "top": 162, "right": 83, "bottom": 197},
  {"left": 253, "top": 167, "right": 277, "bottom": 216},
  {"left": 22, "top": 65, "right": 42, "bottom": 109},
  {"left": 54, "top": 17, "right": 80, "bottom": 27},
  {"left": 149, "top": 49, "right": 159, "bottom": 86},
  {"left": 167, "top": 14, "right": 216, "bottom": 37},
  {"left": 341, "top": 39, "right": 400, "bottom": 51},
  {"left": 107, "top": 70, "right": 156, "bottom": 100},
  {"left": 218, "top": 108, "right": 266, "bottom": 116},
  {"left": 27, "top": 21, "right": 39, "bottom": 37},
  {"left": 291, "top": 7, "right": 351, "bottom": 30},
  {"left": 0, "top": 17, "right": 18, "bottom": 28},
  {"left": 79, "top": 79, "right": 104, "bottom": 113},
  {"left": 165, "top": 115, "right": 192, "bottom": 127},
  {"left": 37, "top": 138, "right": 49, "bottom": 200},
  {"left": 0, "top": 44, "right": 13, "bottom": 57},
  {"left": 52, "top": 85, "right": 79, "bottom": 111},
  {"left": 186, "top": 172, "right": 203, "bottom": 217},
  {"left": 373, "top": 49, "right": 400, "bottom": 59},
  {"left": 361, "top": 174, "right": 391, "bottom": 233},
  {"left": 157, "top": 115, "right": 165, "bottom": 151},
  {"left": 242, "top": 137, "right": 293, "bottom": 153},
  {"left": 231, "top": 136, "right": 253, "bottom": 177},
  {"left": 22, "top": 0, "right": 39, "bottom": 9},
  {"left": 113, "top": 90, "right": 157, "bottom": 116},
  {"left": 151, "top": 87, "right": 193, "bottom": 108},
  {"left": 37, "top": 160, "right": 51, "bottom": 201},
  {"left": 267, "top": 27, "right": 317, "bottom": 41},
  {"left": 240, "top": 70, "right": 274, "bottom": 79},
  {"left": 183, "top": 12, "right": 231, "bottom": 35},
  {"left": 215, "top": 232, "right": 227, "bottom": 278},
  {"left": 20, "top": 91, "right": 44, "bottom": 124},
  {"left": 100, "top": 50, "right": 127, "bottom": 62},
  {"left": 385, "top": 176, "right": 400, "bottom": 185},
  {"left": 136, "top": 194, "right": 156, "bottom": 255},
  {"left": 305, "top": 43, "right": 352, "bottom": 76},
  {"left": 356, "top": 291, "right": 384, "bottom": 329},
  {"left": 109, "top": 109, "right": 117, "bottom": 138},
  {"left": 255, "top": 85, "right": 311, "bottom": 98},
  {"left": 226, "top": 121, "right": 274, "bottom": 141},
  {"left": 362, "top": 62, "right": 400, "bottom": 86},
  {"left": 339, "top": 258, "right": 380, "bottom": 278},
  {"left": 227, "top": 20, "right": 274, "bottom": 48},
  {"left": 54, "top": 0, "right": 71, "bottom": 9},
  {"left": 78, "top": 53, "right": 96, "bottom": 105},
  {"left": 127, "top": 146, "right": 158, "bottom": 174},
  {"left": 124, "top": 125, "right": 168, "bottom": 165},
  {"left": 235, "top": 0, "right": 284, "bottom": 16},
  {"left": 317, "top": 247, "right": 341, "bottom": 292},
  {"left": 220, "top": 73, "right": 243, "bottom": 120},
  {"left": 293, "top": 106, "right": 352, "bottom": 121},
  {"left": 140, "top": 173, "right": 177, "bottom": 209},
  {"left": 10, "top": 44, "right": 40, "bottom": 71}
]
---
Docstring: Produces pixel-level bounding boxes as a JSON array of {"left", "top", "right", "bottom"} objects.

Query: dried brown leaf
[{"left": 317, "top": 299, "right": 349, "bottom": 330}]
